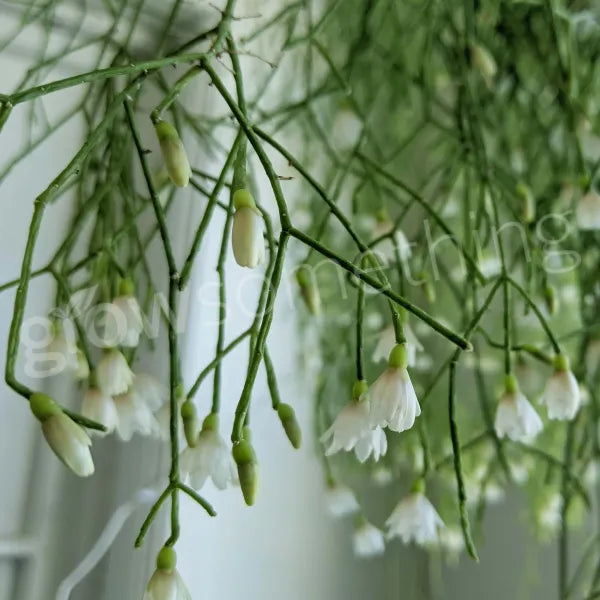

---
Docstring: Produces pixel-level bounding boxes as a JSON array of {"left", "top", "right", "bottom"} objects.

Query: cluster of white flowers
[{"left": 321, "top": 342, "right": 420, "bottom": 467}]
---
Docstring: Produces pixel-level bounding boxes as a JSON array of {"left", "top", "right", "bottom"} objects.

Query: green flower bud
[
  {"left": 375, "top": 207, "right": 389, "bottom": 223},
  {"left": 352, "top": 379, "right": 369, "bottom": 401},
  {"left": 30, "top": 393, "right": 61, "bottom": 421},
  {"left": 298, "top": 279, "right": 321, "bottom": 316},
  {"left": 388, "top": 344, "right": 408, "bottom": 369},
  {"left": 471, "top": 43, "right": 497, "bottom": 79},
  {"left": 232, "top": 440, "right": 258, "bottom": 506},
  {"left": 155, "top": 120, "right": 191, "bottom": 187},
  {"left": 156, "top": 546, "right": 177, "bottom": 571},
  {"left": 202, "top": 412, "right": 219, "bottom": 432},
  {"left": 544, "top": 285, "right": 558, "bottom": 315},
  {"left": 504, "top": 373, "right": 518, "bottom": 394},
  {"left": 277, "top": 403, "right": 302, "bottom": 449},
  {"left": 516, "top": 183, "right": 536, "bottom": 224},
  {"left": 118, "top": 277, "right": 135, "bottom": 296},
  {"left": 181, "top": 400, "right": 198, "bottom": 448},
  {"left": 553, "top": 353, "right": 570, "bottom": 372},
  {"left": 233, "top": 189, "right": 256, "bottom": 210},
  {"left": 411, "top": 478, "right": 425, "bottom": 494}
]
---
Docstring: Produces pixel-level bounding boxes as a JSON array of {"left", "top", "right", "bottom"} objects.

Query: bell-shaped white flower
[
  {"left": 370, "top": 344, "right": 421, "bottom": 432},
  {"left": 232, "top": 189, "right": 265, "bottom": 268},
  {"left": 180, "top": 414, "right": 237, "bottom": 490},
  {"left": 353, "top": 518, "right": 385, "bottom": 558},
  {"left": 576, "top": 190, "right": 600, "bottom": 230},
  {"left": 30, "top": 393, "right": 94, "bottom": 477},
  {"left": 494, "top": 375, "right": 543, "bottom": 441},
  {"left": 154, "top": 120, "right": 192, "bottom": 188},
  {"left": 45, "top": 319, "right": 79, "bottom": 374},
  {"left": 144, "top": 547, "right": 191, "bottom": 600},
  {"left": 540, "top": 354, "right": 580, "bottom": 420},
  {"left": 386, "top": 483, "right": 444, "bottom": 545},
  {"left": 113, "top": 392, "right": 158, "bottom": 441},
  {"left": 81, "top": 385, "right": 118, "bottom": 436},
  {"left": 96, "top": 349, "right": 134, "bottom": 396},
  {"left": 109, "top": 278, "right": 143, "bottom": 347},
  {"left": 324, "top": 481, "right": 360, "bottom": 518},
  {"left": 354, "top": 426, "right": 387, "bottom": 463},
  {"left": 320, "top": 380, "right": 371, "bottom": 456},
  {"left": 372, "top": 322, "right": 422, "bottom": 366},
  {"left": 132, "top": 373, "right": 168, "bottom": 411}
]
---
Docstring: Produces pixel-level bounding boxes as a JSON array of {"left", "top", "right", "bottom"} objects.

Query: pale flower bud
[
  {"left": 471, "top": 43, "right": 497, "bottom": 80},
  {"left": 144, "top": 547, "right": 191, "bottom": 600},
  {"left": 154, "top": 120, "right": 191, "bottom": 187},
  {"left": 231, "top": 189, "right": 265, "bottom": 268},
  {"left": 30, "top": 393, "right": 94, "bottom": 477},
  {"left": 232, "top": 439, "right": 258, "bottom": 506}
]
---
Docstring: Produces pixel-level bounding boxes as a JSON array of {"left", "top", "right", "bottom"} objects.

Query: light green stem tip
[
  {"left": 30, "top": 393, "right": 60, "bottom": 421},
  {"left": 119, "top": 277, "right": 135, "bottom": 296},
  {"left": 154, "top": 120, "right": 179, "bottom": 142},
  {"left": 156, "top": 546, "right": 176, "bottom": 570},
  {"left": 553, "top": 353, "right": 569, "bottom": 372},
  {"left": 411, "top": 478, "right": 425, "bottom": 494},
  {"left": 202, "top": 412, "right": 219, "bottom": 431},
  {"left": 233, "top": 189, "right": 256, "bottom": 210},
  {"left": 352, "top": 379, "right": 368, "bottom": 400},
  {"left": 504, "top": 373, "right": 518, "bottom": 394},
  {"left": 388, "top": 344, "right": 408, "bottom": 369},
  {"left": 180, "top": 400, "right": 196, "bottom": 419}
]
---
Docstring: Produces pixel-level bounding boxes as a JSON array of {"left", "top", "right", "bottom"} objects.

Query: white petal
[
  {"left": 386, "top": 493, "right": 444, "bottom": 545},
  {"left": 232, "top": 207, "right": 265, "bottom": 268},
  {"left": 494, "top": 392, "right": 542, "bottom": 441},
  {"left": 96, "top": 350, "right": 134, "bottom": 396},
  {"left": 42, "top": 413, "right": 94, "bottom": 477},
  {"left": 541, "top": 370, "right": 580, "bottom": 420},
  {"left": 320, "top": 400, "right": 371, "bottom": 456},
  {"left": 81, "top": 388, "right": 118, "bottom": 436},
  {"left": 353, "top": 522, "right": 386, "bottom": 557},
  {"left": 325, "top": 484, "right": 359, "bottom": 518}
]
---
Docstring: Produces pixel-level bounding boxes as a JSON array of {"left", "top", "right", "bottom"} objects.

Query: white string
[{"left": 55, "top": 486, "right": 160, "bottom": 600}]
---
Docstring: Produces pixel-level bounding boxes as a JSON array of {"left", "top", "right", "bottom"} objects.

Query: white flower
[
  {"left": 353, "top": 520, "right": 385, "bottom": 558},
  {"left": 540, "top": 358, "right": 580, "bottom": 420},
  {"left": 370, "top": 345, "right": 421, "bottom": 432},
  {"left": 494, "top": 378, "right": 542, "bottom": 442},
  {"left": 320, "top": 397, "right": 371, "bottom": 456},
  {"left": 45, "top": 321, "right": 78, "bottom": 373},
  {"left": 81, "top": 387, "right": 118, "bottom": 436},
  {"left": 438, "top": 526, "right": 465, "bottom": 556},
  {"left": 386, "top": 490, "right": 444, "bottom": 545},
  {"left": 325, "top": 482, "right": 360, "bottom": 518},
  {"left": 144, "top": 548, "right": 191, "bottom": 600},
  {"left": 113, "top": 392, "right": 158, "bottom": 441},
  {"left": 155, "top": 397, "right": 184, "bottom": 442},
  {"left": 538, "top": 493, "right": 562, "bottom": 534},
  {"left": 110, "top": 294, "right": 143, "bottom": 347},
  {"left": 74, "top": 348, "right": 90, "bottom": 380},
  {"left": 372, "top": 466, "right": 393, "bottom": 486},
  {"left": 96, "top": 349, "right": 134, "bottom": 396},
  {"left": 354, "top": 426, "right": 388, "bottom": 463},
  {"left": 372, "top": 325, "right": 396, "bottom": 363},
  {"left": 132, "top": 373, "right": 168, "bottom": 411},
  {"left": 576, "top": 190, "right": 600, "bottom": 230},
  {"left": 155, "top": 120, "right": 191, "bottom": 188},
  {"left": 180, "top": 417, "right": 237, "bottom": 490},
  {"left": 30, "top": 393, "right": 94, "bottom": 477},
  {"left": 232, "top": 190, "right": 265, "bottom": 268}
]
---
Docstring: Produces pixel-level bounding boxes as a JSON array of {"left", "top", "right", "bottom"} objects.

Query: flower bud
[
  {"left": 232, "top": 190, "right": 265, "bottom": 268},
  {"left": 543, "top": 285, "right": 558, "bottom": 315},
  {"left": 277, "top": 403, "right": 302, "bottom": 449},
  {"left": 296, "top": 265, "right": 321, "bottom": 315},
  {"left": 181, "top": 400, "right": 198, "bottom": 448},
  {"left": 388, "top": 344, "right": 408, "bottom": 369},
  {"left": 516, "top": 183, "right": 535, "bottom": 224},
  {"left": 30, "top": 393, "right": 94, "bottom": 477},
  {"left": 471, "top": 43, "right": 497, "bottom": 80},
  {"left": 154, "top": 120, "right": 191, "bottom": 187},
  {"left": 232, "top": 440, "right": 258, "bottom": 506}
]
